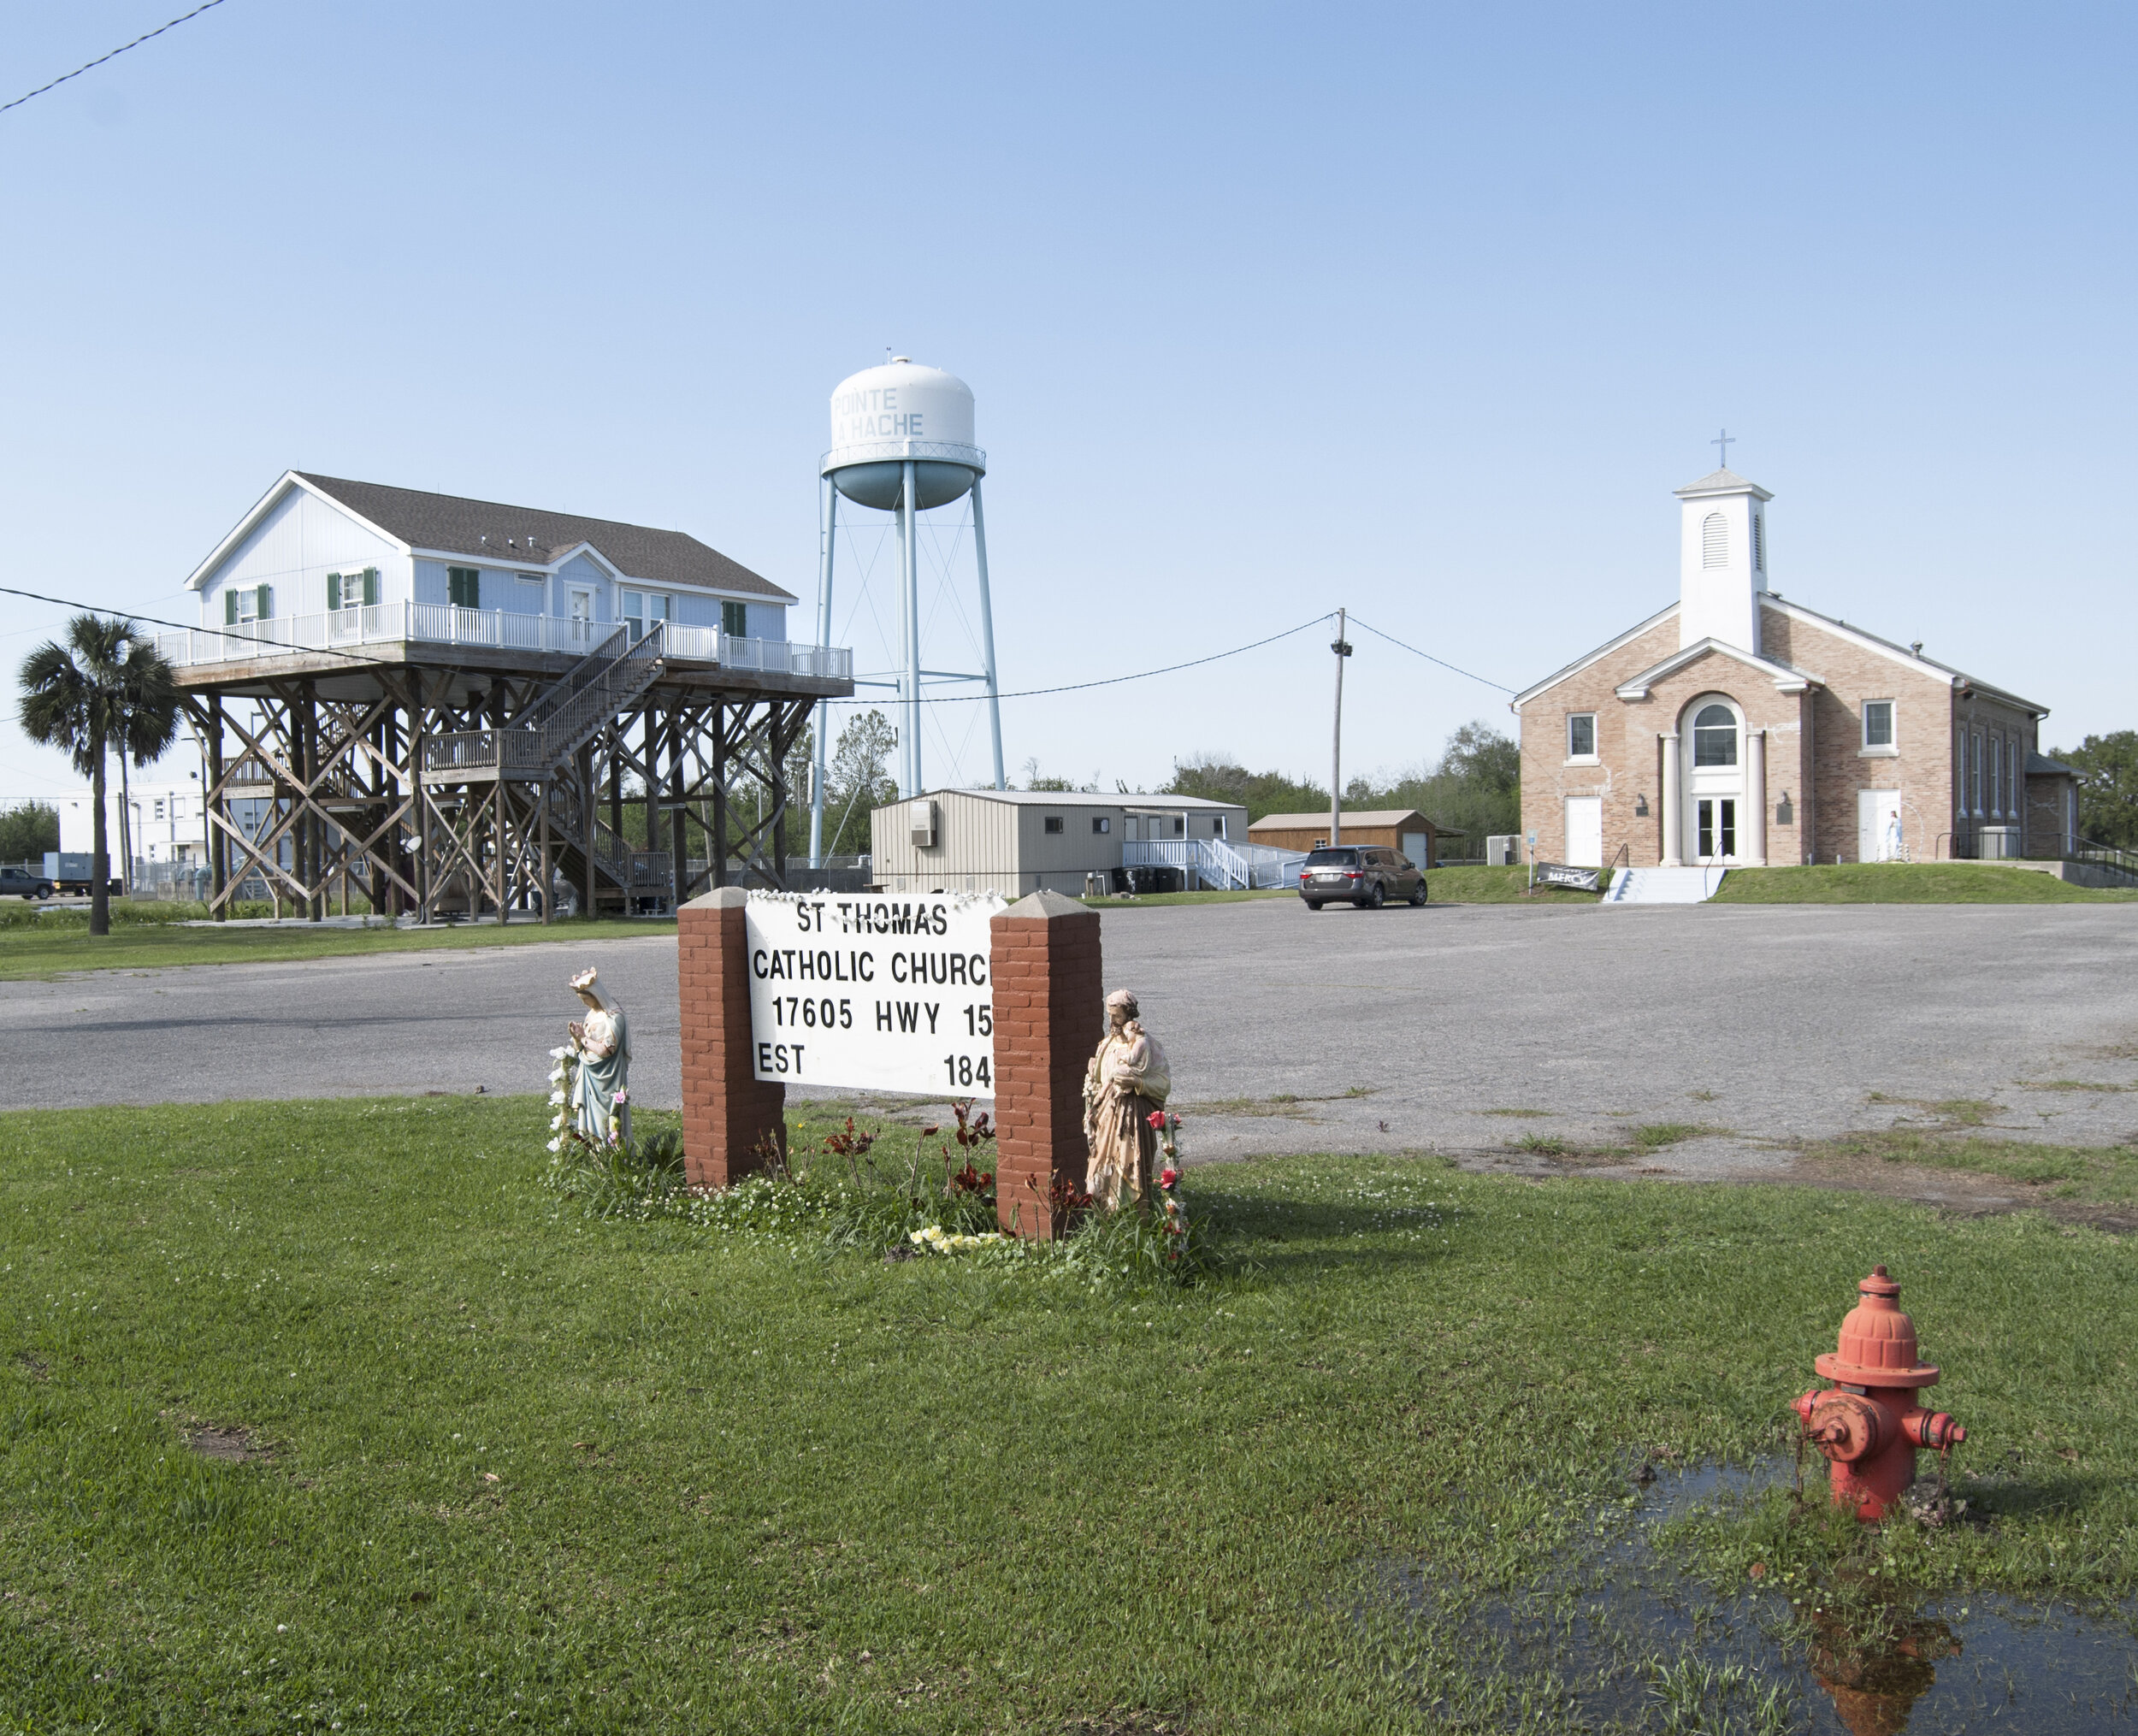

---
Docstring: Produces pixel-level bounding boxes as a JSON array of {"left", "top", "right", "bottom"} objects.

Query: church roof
[{"left": 1674, "top": 468, "right": 1774, "bottom": 501}]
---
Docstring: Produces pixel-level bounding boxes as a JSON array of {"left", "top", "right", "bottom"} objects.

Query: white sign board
[{"left": 743, "top": 890, "right": 1008, "bottom": 1095}]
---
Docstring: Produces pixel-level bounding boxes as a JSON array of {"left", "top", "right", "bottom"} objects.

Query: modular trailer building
[{"left": 871, "top": 789, "right": 1250, "bottom": 898}]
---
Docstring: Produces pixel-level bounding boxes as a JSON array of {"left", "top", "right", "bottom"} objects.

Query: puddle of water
[{"left": 1386, "top": 1461, "right": 2138, "bottom": 1733}]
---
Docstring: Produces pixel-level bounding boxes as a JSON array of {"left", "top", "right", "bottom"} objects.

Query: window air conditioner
[{"left": 909, "top": 799, "right": 937, "bottom": 849}]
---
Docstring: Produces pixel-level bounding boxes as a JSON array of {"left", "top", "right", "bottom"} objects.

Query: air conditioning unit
[
  {"left": 909, "top": 799, "right": 938, "bottom": 849},
  {"left": 1485, "top": 834, "right": 1521, "bottom": 866}
]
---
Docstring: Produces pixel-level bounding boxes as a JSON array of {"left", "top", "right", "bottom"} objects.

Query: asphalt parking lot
[{"left": 17, "top": 900, "right": 2138, "bottom": 1182}]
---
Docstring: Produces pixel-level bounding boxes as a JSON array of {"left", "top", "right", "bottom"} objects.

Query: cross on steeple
[{"left": 1711, "top": 428, "right": 1735, "bottom": 469}]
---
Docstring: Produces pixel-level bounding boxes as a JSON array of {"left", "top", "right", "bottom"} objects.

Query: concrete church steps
[{"left": 1604, "top": 866, "right": 1729, "bottom": 904}]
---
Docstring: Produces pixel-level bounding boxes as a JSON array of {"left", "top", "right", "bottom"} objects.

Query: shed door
[
  {"left": 1564, "top": 797, "right": 1603, "bottom": 868},
  {"left": 1400, "top": 830, "right": 1428, "bottom": 866}
]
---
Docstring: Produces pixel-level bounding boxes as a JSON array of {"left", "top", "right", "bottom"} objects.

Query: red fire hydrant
[{"left": 1793, "top": 1265, "right": 1965, "bottom": 1521}]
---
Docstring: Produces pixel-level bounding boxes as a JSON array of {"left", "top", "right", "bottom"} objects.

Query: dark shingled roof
[{"left": 294, "top": 473, "right": 795, "bottom": 601}]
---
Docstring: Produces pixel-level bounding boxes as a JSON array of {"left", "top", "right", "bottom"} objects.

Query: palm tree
[{"left": 19, "top": 616, "right": 179, "bottom": 936}]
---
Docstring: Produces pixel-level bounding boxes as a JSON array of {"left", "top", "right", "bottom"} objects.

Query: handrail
[{"left": 152, "top": 605, "right": 853, "bottom": 681}]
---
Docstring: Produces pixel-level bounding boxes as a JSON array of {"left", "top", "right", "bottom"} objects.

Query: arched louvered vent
[
  {"left": 1702, "top": 511, "right": 1728, "bottom": 569},
  {"left": 1752, "top": 513, "right": 1765, "bottom": 572}
]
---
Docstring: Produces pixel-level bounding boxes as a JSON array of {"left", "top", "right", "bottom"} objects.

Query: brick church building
[{"left": 1511, "top": 467, "right": 2077, "bottom": 871}]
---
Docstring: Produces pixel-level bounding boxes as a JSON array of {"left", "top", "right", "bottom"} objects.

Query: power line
[
  {"left": 1, "top": 0, "right": 231, "bottom": 116},
  {"left": 820, "top": 613, "right": 1335, "bottom": 706},
  {"left": 0, "top": 583, "right": 406, "bottom": 671},
  {"left": 0, "top": 584, "right": 1334, "bottom": 701},
  {"left": 1345, "top": 614, "right": 1515, "bottom": 694}
]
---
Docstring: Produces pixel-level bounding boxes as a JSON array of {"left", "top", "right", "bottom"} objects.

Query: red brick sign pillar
[
  {"left": 990, "top": 889, "right": 1103, "bottom": 1240},
  {"left": 678, "top": 888, "right": 786, "bottom": 1188}
]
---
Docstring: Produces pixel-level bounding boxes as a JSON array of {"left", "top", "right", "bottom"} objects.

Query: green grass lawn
[
  {"left": 1078, "top": 888, "right": 1295, "bottom": 909},
  {"left": 1426, "top": 864, "right": 1606, "bottom": 903},
  {"left": 4, "top": 1098, "right": 2132, "bottom": 1732},
  {"left": 0, "top": 914, "right": 673, "bottom": 982},
  {"left": 1710, "top": 863, "right": 2138, "bottom": 903}
]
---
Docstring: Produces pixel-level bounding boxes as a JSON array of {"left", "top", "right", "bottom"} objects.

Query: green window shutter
[
  {"left": 363, "top": 567, "right": 379, "bottom": 606},
  {"left": 225, "top": 589, "right": 238, "bottom": 626},
  {"left": 328, "top": 572, "right": 341, "bottom": 611},
  {"left": 257, "top": 584, "right": 271, "bottom": 619}
]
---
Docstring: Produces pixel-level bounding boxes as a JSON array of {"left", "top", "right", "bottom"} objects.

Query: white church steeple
[{"left": 1674, "top": 467, "right": 1773, "bottom": 652}]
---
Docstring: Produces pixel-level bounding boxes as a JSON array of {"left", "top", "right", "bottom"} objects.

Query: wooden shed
[{"left": 1248, "top": 808, "right": 1450, "bottom": 865}]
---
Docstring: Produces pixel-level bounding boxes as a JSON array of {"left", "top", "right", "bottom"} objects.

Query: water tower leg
[
  {"left": 811, "top": 480, "right": 836, "bottom": 865},
  {"left": 902, "top": 459, "right": 922, "bottom": 796},
  {"left": 895, "top": 479, "right": 912, "bottom": 797},
  {"left": 971, "top": 478, "right": 1006, "bottom": 790}
]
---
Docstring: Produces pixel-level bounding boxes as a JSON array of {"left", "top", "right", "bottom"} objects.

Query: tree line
[{"left": 1163, "top": 721, "right": 1522, "bottom": 851}]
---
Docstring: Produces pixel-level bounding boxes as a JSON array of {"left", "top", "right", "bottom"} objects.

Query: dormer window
[{"left": 1702, "top": 512, "right": 1728, "bottom": 569}]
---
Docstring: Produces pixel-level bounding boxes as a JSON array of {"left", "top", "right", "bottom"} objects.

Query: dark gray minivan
[{"left": 1297, "top": 845, "right": 1426, "bottom": 910}]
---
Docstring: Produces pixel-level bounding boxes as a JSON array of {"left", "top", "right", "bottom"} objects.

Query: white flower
[
  {"left": 548, "top": 1047, "right": 570, "bottom": 1060},
  {"left": 546, "top": 1138, "right": 562, "bottom": 1153},
  {"left": 548, "top": 1090, "right": 566, "bottom": 1106}
]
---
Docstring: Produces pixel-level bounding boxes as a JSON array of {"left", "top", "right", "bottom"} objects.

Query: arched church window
[
  {"left": 1692, "top": 703, "right": 1739, "bottom": 766},
  {"left": 1703, "top": 512, "right": 1728, "bottom": 569}
]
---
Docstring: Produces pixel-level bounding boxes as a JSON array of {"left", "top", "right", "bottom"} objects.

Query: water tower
[{"left": 809, "top": 358, "right": 1005, "bottom": 861}]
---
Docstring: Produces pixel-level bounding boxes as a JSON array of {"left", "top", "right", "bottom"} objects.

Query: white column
[
  {"left": 1660, "top": 732, "right": 1682, "bottom": 865},
  {"left": 1744, "top": 729, "right": 1767, "bottom": 865}
]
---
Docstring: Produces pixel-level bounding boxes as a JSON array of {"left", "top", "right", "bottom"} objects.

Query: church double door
[{"left": 1694, "top": 798, "right": 1737, "bottom": 862}]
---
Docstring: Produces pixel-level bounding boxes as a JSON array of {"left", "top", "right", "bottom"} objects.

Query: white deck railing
[
  {"left": 153, "top": 603, "right": 852, "bottom": 681},
  {"left": 1124, "top": 837, "right": 1305, "bottom": 890}
]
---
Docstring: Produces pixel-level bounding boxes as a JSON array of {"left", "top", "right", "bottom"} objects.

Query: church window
[
  {"left": 1566, "top": 713, "right": 1597, "bottom": 759},
  {"left": 1862, "top": 700, "right": 1894, "bottom": 751},
  {"left": 1971, "top": 729, "right": 1984, "bottom": 816},
  {"left": 1702, "top": 512, "right": 1728, "bottom": 569},
  {"left": 1692, "top": 704, "right": 1738, "bottom": 767},
  {"left": 1989, "top": 736, "right": 2002, "bottom": 817}
]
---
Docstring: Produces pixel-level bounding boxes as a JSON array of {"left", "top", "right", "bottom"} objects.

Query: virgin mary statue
[{"left": 567, "top": 967, "right": 631, "bottom": 1144}]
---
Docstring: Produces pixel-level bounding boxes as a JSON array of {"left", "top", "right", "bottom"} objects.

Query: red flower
[
  {"left": 1159, "top": 1167, "right": 1178, "bottom": 1189},
  {"left": 1146, "top": 1110, "right": 1166, "bottom": 1130}
]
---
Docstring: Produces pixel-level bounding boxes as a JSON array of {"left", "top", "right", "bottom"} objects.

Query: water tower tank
[{"left": 822, "top": 358, "right": 985, "bottom": 511}]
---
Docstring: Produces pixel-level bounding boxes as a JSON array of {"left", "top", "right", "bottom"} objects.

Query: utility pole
[{"left": 1330, "top": 608, "right": 1352, "bottom": 846}]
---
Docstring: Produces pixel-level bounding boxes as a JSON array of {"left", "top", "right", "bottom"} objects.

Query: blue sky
[{"left": 2, "top": 2, "right": 2131, "bottom": 800}]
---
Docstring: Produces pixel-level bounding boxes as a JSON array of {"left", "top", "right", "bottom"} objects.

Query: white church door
[
  {"left": 1564, "top": 797, "right": 1603, "bottom": 867},
  {"left": 1857, "top": 790, "right": 1903, "bottom": 862},
  {"left": 1683, "top": 697, "right": 1745, "bottom": 864}
]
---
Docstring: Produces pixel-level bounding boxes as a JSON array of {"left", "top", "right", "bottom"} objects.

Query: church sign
[{"left": 743, "top": 891, "right": 1007, "bottom": 1093}]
